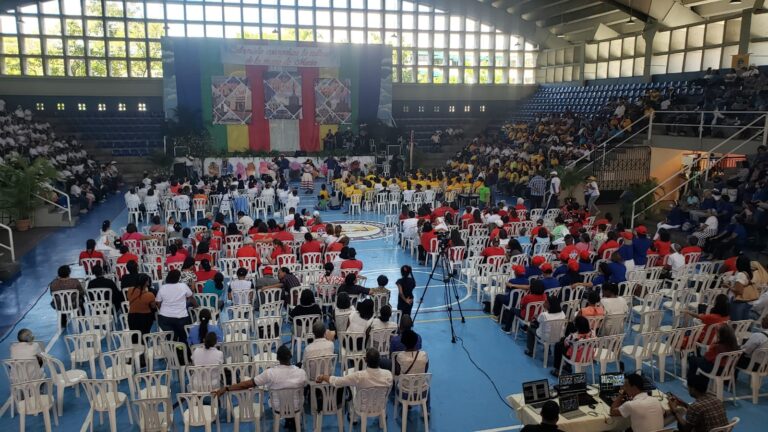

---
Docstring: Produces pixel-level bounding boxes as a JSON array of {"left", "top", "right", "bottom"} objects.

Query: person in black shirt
[
  {"left": 396, "top": 265, "right": 416, "bottom": 316},
  {"left": 288, "top": 289, "right": 322, "bottom": 320},
  {"left": 88, "top": 265, "right": 124, "bottom": 311},
  {"left": 521, "top": 400, "right": 564, "bottom": 432},
  {"left": 336, "top": 273, "right": 370, "bottom": 297}
]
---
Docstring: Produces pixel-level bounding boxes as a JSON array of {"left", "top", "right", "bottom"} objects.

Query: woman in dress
[{"left": 396, "top": 265, "right": 416, "bottom": 316}]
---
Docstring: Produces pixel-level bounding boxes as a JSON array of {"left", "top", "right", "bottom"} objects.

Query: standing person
[
  {"left": 547, "top": 171, "right": 561, "bottom": 210},
  {"left": 528, "top": 172, "right": 546, "bottom": 209},
  {"left": 126, "top": 274, "right": 156, "bottom": 336},
  {"left": 668, "top": 374, "right": 729, "bottom": 432},
  {"left": 584, "top": 175, "right": 600, "bottom": 215},
  {"left": 396, "top": 265, "right": 416, "bottom": 316},
  {"left": 156, "top": 270, "right": 198, "bottom": 343}
]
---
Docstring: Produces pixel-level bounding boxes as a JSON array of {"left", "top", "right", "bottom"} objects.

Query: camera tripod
[{"left": 412, "top": 241, "right": 465, "bottom": 343}]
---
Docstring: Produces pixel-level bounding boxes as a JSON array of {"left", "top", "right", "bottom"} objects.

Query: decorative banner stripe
[{"left": 246, "top": 65, "right": 271, "bottom": 152}]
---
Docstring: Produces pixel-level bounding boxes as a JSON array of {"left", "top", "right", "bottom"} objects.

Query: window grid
[{"left": 0, "top": 0, "right": 536, "bottom": 83}]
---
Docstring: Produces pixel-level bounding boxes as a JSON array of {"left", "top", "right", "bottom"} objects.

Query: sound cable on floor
[{"left": 456, "top": 335, "right": 515, "bottom": 410}]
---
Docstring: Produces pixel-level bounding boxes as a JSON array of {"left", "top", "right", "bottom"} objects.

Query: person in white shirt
[
  {"left": 286, "top": 189, "right": 300, "bottom": 212},
  {"left": 9, "top": 328, "right": 45, "bottom": 379},
  {"left": 393, "top": 329, "right": 429, "bottom": 376},
  {"left": 665, "top": 244, "right": 686, "bottom": 277},
  {"left": 237, "top": 211, "right": 255, "bottom": 231},
  {"left": 173, "top": 191, "right": 190, "bottom": 212},
  {"left": 124, "top": 188, "right": 141, "bottom": 209},
  {"left": 584, "top": 175, "right": 600, "bottom": 215},
  {"left": 600, "top": 283, "right": 629, "bottom": 316},
  {"left": 303, "top": 321, "right": 335, "bottom": 360},
  {"left": 347, "top": 299, "right": 375, "bottom": 333},
  {"left": 155, "top": 270, "right": 198, "bottom": 344},
  {"left": 548, "top": 171, "right": 561, "bottom": 209},
  {"left": 213, "top": 345, "right": 306, "bottom": 429},
  {"left": 738, "top": 315, "right": 768, "bottom": 370},
  {"left": 610, "top": 373, "right": 665, "bottom": 432},
  {"left": 315, "top": 348, "right": 394, "bottom": 390},
  {"left": 693, "top": 209, "right": 718, "bottom": 246},
  {"left": 525, "top": 295, "right": 566, "bottom": 356},
  {"left": 190, "top": 332, "right": 224, "bottom": 390},
  {"left": 371, "top": 305, "right": 398, "bottom": 332},
  {"left": 401, "top": 211, "right": 419, "bottom": 240}
]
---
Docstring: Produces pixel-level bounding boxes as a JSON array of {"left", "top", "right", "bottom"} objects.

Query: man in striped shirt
[{"left": 528, "top": 173, "right": 546, "bottom": 209}]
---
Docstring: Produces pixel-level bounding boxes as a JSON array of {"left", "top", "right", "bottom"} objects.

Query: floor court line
[{"left": 474, "top": 425, "right": 524, "bottom": 432}]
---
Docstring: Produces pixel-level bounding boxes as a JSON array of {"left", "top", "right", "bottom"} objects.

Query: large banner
[
  {"left": 221, "top": 41, "right": 339, "bottom": 67},
  {"left": 315, "top": 78, "right": 352, "bottom": 124},
  {"left": 263, "top": 71, "right": 303, "bottom": 120},
  {"left": 211, "top": 76, "right": 252, "bottom": 125}
]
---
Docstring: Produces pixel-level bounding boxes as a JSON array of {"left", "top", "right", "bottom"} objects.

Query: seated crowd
[{"left": 0, "top": 100, "right": 120, "bottom": 212}]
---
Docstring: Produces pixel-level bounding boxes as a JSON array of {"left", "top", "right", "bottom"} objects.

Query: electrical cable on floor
[{"left": 456, "top": 335, "right": 515, "bottom": 410}]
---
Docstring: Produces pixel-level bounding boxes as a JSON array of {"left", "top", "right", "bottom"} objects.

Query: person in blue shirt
[
  {"left": 577, "top": 250, "right": 594, "bottom": 273},
  {"left": 708, "top": 215, "right": 748, "bottom": 259},
  {"left": 617, "top": 231, "right": 634, "bottom": 266},
  {"left": 557, "top": 260, "right": 583, "bottom": 287},
  {"left": 492, "top": 265, "right": 530, "bottom": 318},
  {"left": 592, "top": 261, "right": 612, "bottom": 287},
  {"left": 539, "top": 264, "right": 560, "bottom": 291},
  {"left": 526, "top": 256, "right": 545, "bottom": 278},
  {"left": 187, "top": 308, "right": 223, "bottom": 345},
  {"left": 714, "top": 193, "right": 734, "bottom": 226},
  {"left": 607, "top": 252, "right": 627, "bottom": 284},
  {"left": 632, "top": 226, "right": 651, "bottom": 267}
]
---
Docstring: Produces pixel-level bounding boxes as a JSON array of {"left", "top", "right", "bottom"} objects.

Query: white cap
[
  {"left": 550, "top": 171, "right": 558, "bottom": 176},
  {"left": 495, "top": 219, "right": 504, "bottom": 227},
  {"left": 313, "top": 210, "right": 320, "bottom": 217}
]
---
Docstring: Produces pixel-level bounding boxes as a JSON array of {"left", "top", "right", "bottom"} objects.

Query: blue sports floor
[{"left": 0, "top": 186, "right": 767, "bottom": 431}]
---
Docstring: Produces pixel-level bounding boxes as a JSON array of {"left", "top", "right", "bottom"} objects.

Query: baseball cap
[
  {"left": 621, "top": 231, "right": 633, "bottom": 240},
  {"left": 567, "top": 259, "right": 579, "bottom": 272},
  {"left": 532, "top": 255, "right": 546, "bottom": 266},
  {"left": 579, "top": 250, "right": 591, "bottom": 260},
  {"left": 634, "top": 225, "right": 647, "bottom": 235},
  {"left": 513, "top": 265, "right": 526, "bottom": 277},
  {"left": 540, "top": 263, "right": 553, "bottom": 272}
]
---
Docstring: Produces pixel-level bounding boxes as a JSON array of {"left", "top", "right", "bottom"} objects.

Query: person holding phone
[{"left": 667, "top": 374, "right": 728, "bottom": 432}]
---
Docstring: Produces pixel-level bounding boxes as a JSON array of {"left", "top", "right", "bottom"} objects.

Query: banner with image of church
[{"left": 162, "top": 38, "right": 393, "bottom": 154}]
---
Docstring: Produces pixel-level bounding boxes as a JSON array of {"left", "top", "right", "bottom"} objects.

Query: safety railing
[
  {"left": 0, "top": 223, "right": 15, "bottom": 262},
  {"left": 566, "top": 114, "right": 650, "bottom": 171},
  {"left": 648, "top": 110, "right": 768, "bottom": 147},
  {"left": 37, "top": 183, "right": 72, "bottom": 225},
  {"left": 630, "top": 113, "right": 767, "bottom": 228}
]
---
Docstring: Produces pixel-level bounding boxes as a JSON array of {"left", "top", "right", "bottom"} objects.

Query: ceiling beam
[
  {"left": 679, "top": 0, "right": 723, "bottom": 6},
  {"left": 515, "top": 0, "right": 566, "bottom": 16},
  {"left": 552, "top": 11, "right": 630, "bottom": 36},
  {"left": 523, "top": 0, "right": 602, "bottom": 21},
  {"left": 539, "top": 4, "right": 617, "bottom": 28},
  {"left": 695, "top": 0, "right": 756, "bottom": 18},
  {"left": 597, "top": 0, "right": 651, "bottom": 23}
]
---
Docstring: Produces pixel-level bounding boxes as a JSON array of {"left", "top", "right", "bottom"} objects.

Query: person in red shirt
[
  {"left": 194, "top": 259, "right": 217, "bottom": 282},
  {"left": 517, "top": 279, "right": 547, "bottom": 322},
  {"left": 340, "top": 248, "right": 363, "bottom": 272},
  {"left": 433, "top": 202, "right": 452, "bottom": 219},
  {"left": 194, "top": 241, "right": 214, "bottom": 263},
  {"left": 236, "top": 238, "right": 260, "bottom": 271},
  {"left": 679, "top": 236, "right": 703, "bottom": 263},
  {"left": 418, "top": 222, "right": 438, "bottom": 265},
  {"left": 460, "top": 207, "right": 474, "bottom": 228},
  {"left": 481, "top": 237, "right": 506, "bottom": 260},
  {"left": 79, "top": 239, "right": 105, "bottom": 269},
  {"left": 530, "top": 220, "right": 546, "bottom": 238},
  {"left": 273, "top": 229, "right": 294, "bottom": 243},
  {"left": 327, "top": 236, "right": 349, "bottom": 253},
  {"left": 720, "top": 254, "right": 739, "bottom": 274},
  {"left": 300, "top": 233, "right": 323, "bottom": 256},
  {"left": 593, "top": 212, "right": 613, "bottom": 229},
  {"left": 597, "top": 231, "right": 620, "bottom": 259},
  {"left": 166, "top": 244, "right": 186, "bottom": 265},
  {"left": 116, "top": 245, "right": 139, "bottom": 265},
  {"left": 653, "top": 228, "right": 672, "bottom": 258},
  {"left": 559, "top": 235, "right": 579, "bottom": 262}
]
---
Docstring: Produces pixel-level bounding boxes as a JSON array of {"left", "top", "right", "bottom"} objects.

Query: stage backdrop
[{"left": 162, "top": 38, "right": 393, "bottom": 154}]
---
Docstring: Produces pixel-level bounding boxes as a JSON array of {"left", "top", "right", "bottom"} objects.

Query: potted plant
[{"left": 0, "top": 157, "right": 59, "bottom": 231}]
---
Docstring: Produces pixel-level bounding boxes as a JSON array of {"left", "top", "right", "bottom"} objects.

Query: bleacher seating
[{"left": 51, "top": 111, "right": 164, "bottom": 157}]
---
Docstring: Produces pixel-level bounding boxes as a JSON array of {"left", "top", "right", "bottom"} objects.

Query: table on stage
[
  {"left": 506, "top": 386, "right": 671, "bottom": 432},
  {"left": 457, "top": 193, "right": 479, "bottom": 207}
]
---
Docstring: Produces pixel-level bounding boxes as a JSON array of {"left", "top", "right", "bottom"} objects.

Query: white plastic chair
[
  {"left": 369, "top": 327, "right": 397, "bottom": 357},
  {"left": 228, "top": 388, "right": 263, "bottom": 432},
  {"left": 532, "top": 318, "right": 567, "bottom": 368},
  {"left": 594, "top": 334, "right": 625, "bottom": 375},
  {"left": 349, "top": 194, "right": 362, "bottom": 215},
  {"left": 710, "top": 417, "right": 740, "bottom": 432},
  {"left": 737, "top": 347, "right": 768, "bottom": 404},
  {"left": 186, "top": 364, "right": 223, "bottom": 393},
  {"left": 64, "top": 333, "right": 100, "bottom": 378},
  {"left": 621, "top": 331, "right": 664, "bottom": 376},
  {"left": 3, "top": 358, "right": 46, "bottom": 418},
  {"left": 558, "top": 337, "right": 599, "bottom": 383},
  {"left": 51, "top": 289, "right": 80, "bottom": 330},
  {"left": 350, "top": 386, "right": 390, "bottom": 432},
  {"left": 697, "top": 350, "right": 744, "bottom": 401},
  {"left": 177, "top": 392, "right": 220, "bottom": 432},
  {"left": 291, "top": 314, "right": 321, "bottom": 363},
  {"left": 143, "top": 331, "right": 173, "bottom": 372},
  {"left": 40, "top": 353, "right": 87, "bottom": 414},
  {"left": 269, "top": 387, "right": 304, "bottom": 432},
  {"left": 395, "top": 373, "right": 431, "bottom": 432},
  {"left": 99, "top": 349, "right": 136, "bottom": 396},
  {"left": 511, "top": 301, "right": 544, "bottom": 340},
  {"left": 223, "top": 319, "right": 252, "bottom": 342},
  {"left": 134, "top": 370, "right": 171, "bottom": 400},
  {"left": 132, "top": 396, "right": 174, "bottom": 432},
  {"left": 81, "top": 378, "right": 134, "bottom": 432},
  {"left": 309, "top": 383, "right": 343, "bottom": 432},
  {"left": 11, "top": 379, "right": 58, "bottom": 432}
]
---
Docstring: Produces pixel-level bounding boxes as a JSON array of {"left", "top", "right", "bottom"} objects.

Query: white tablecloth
[{"left": 506, "top": 387, "right": 671, "bottom": 432}]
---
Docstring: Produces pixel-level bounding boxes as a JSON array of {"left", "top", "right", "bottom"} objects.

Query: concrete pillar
[{"left": 642, "top": 24, "right": 657, "bottom": 83}]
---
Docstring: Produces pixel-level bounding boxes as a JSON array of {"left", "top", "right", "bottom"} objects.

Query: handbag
[{"left": 732, "top": 281, "right": 759, "bottom": 302}]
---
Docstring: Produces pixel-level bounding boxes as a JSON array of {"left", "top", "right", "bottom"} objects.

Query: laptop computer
[
  {"left": 558, "top": 394, "right": 587, "bottom": 420},
  {"left": 598, "top": 372, "right": 625, "bottom": 405},
  {"left": 557, "top": 373, "right": 597, "bottom": 406},
  {"left": 522, "top": 379, "right": 553, "bottom": 411}
]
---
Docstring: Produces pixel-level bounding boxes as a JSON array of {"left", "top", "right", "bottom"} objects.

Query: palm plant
[{"left": 0, "top": 158, "right": 59, "bottom": 229}]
